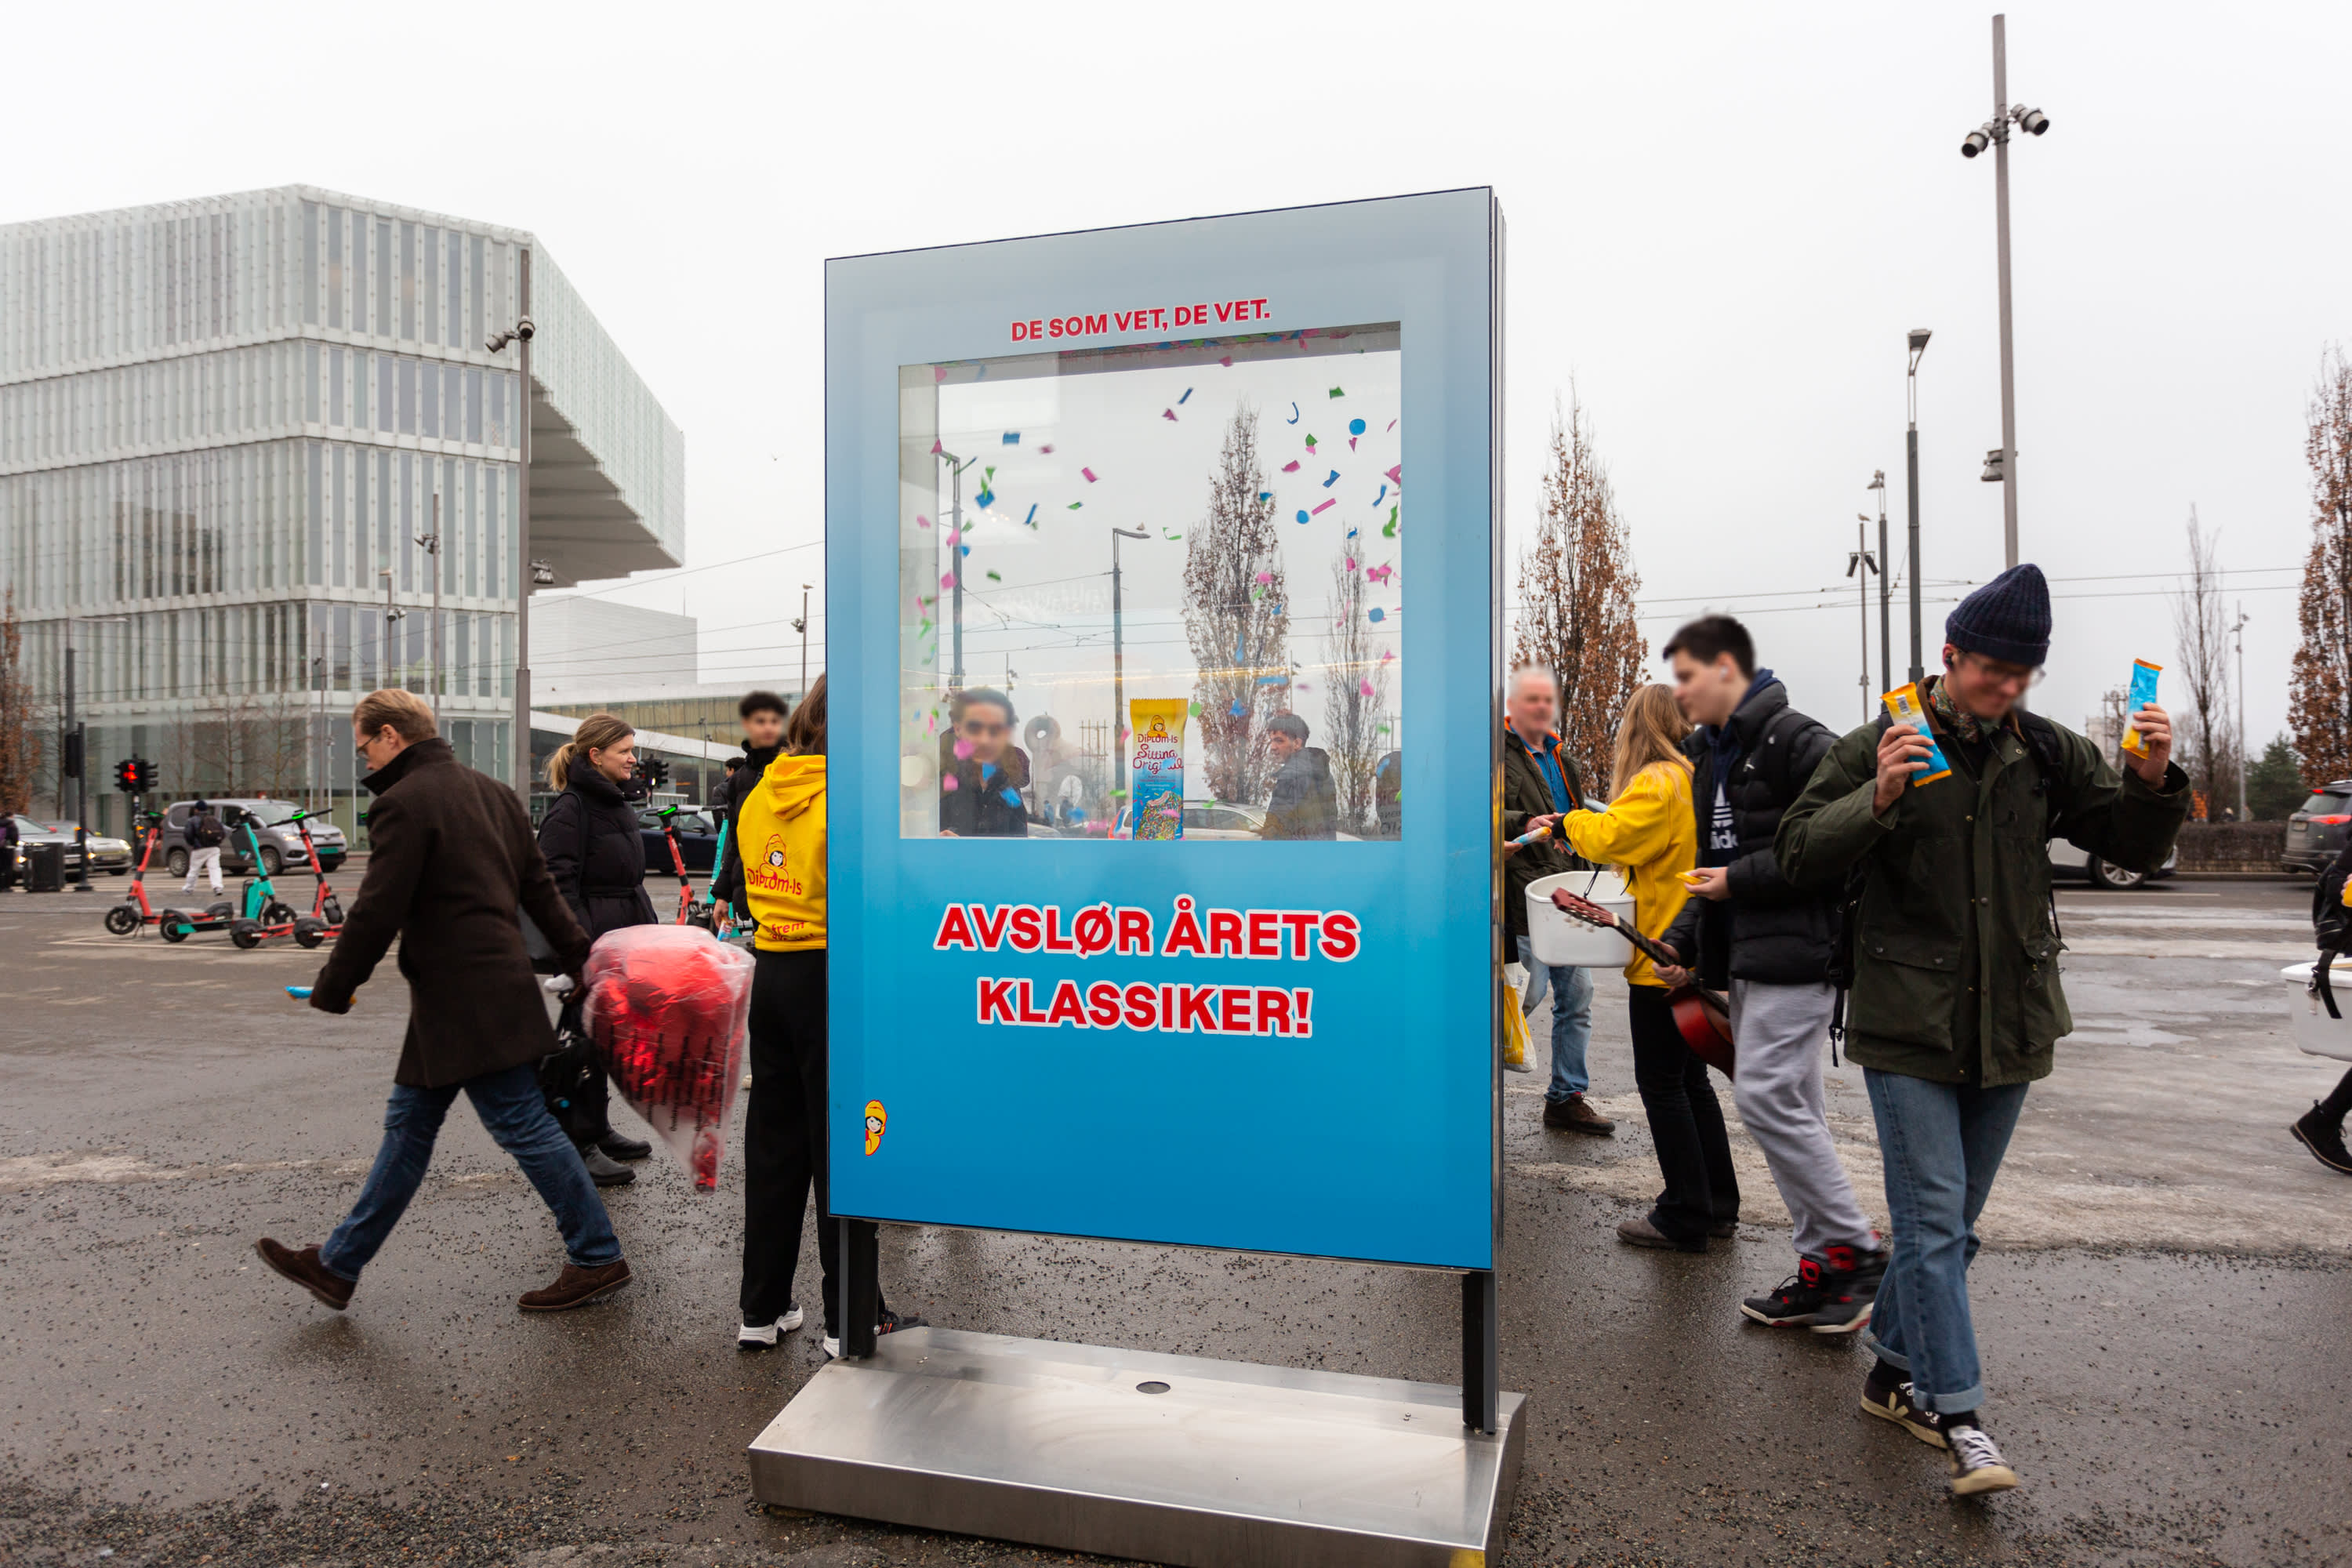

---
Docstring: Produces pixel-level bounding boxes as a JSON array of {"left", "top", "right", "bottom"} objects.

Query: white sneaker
[
  {"left": 736, "top": 1305, "right": 804, "bottom": 1348},
  {"left": 821, "top": 1334, "right": 840, "bottom": 1359}
]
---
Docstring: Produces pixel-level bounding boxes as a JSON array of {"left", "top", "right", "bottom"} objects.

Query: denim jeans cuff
[
  {"left": 568, "top": 1246, "right": 625, "bottom": 1270},
  {"left": 1860, "top": 1329, "right": 1907, "bottom": 1370},
  {"left": 1922, "top": 1381, "right": 1987, "bottom": 1414},
  {"left": 316, "top": 1249, "right": 361, "bottom": 1284}
]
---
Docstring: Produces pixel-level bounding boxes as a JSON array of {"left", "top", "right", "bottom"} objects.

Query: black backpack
[
  {"left": 190, "top": 813, "right": 226, "bottom": 849},
  {"left": 1825, "top": 709, "right": 2068, "bottom": 1050}
]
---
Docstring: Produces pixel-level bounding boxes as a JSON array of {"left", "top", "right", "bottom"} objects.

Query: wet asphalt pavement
[{"left": 2, "top": 874, "right": 2349, "bottom": 1567}]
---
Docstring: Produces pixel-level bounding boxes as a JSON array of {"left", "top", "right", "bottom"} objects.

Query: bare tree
[
  {"left": 1512, "top": 394, "right": 1647, "bottom": 796},
  {"left": 1184, "top": 405, "right": 1290, "bottom": 804},
  {"left": 2170, "top": 506, "right": 2234, "bottom": 810},
  {"left": 0, "top": 590, "right": 45, "bottom": 815},
  {"left": 1320, "top": 548, "right": 1389, "bottom": 833},
  {"left": 2292, "top": 346, "right": 2352, "bottom": 786}
]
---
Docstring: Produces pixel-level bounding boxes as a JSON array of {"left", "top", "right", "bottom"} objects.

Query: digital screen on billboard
[{"left": 898, "top": 326, "right": 1404, "bottom": 845}]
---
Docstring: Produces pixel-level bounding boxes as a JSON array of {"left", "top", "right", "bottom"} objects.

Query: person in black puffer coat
[{"left": 536, "top": 712, "right": 659, "bottom": 1185}]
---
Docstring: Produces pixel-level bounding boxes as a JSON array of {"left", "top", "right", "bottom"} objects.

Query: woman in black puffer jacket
[{"left": 536, "top": 713, "right": 659, "bottom": 1184}]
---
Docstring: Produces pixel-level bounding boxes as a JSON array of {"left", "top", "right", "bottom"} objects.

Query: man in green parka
[{"left": 1776, "top": 563, "right": 2188, "bottom": 1497}]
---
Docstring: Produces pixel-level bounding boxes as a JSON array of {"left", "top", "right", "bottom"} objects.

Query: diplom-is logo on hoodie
[{"left": 747, "top": 832, "right": 801, "bottom": 897}]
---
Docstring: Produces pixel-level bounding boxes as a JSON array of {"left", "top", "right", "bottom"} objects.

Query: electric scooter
[
  {"left": 103, "top": 812, "right": 169, "bottom": 937},
  {"left": 227, "top": 820, "right": 306, "bottom": 948},
  {"left": 286, "top": 808, "right": 345, "bottom": 949},
  {"left": 653, "top": 804, "right": 698, "bottom": 926},
  {"left": 165, "top": 818, "right": 295, "bottom": 943}
]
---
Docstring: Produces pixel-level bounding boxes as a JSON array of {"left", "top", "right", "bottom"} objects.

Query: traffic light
[
  {"left": 61, "top": 727, "right": 84, "bottom": 779},
  {"left": 641, "top": 757, "right": 670, "bottom": 789},
  {"left": 115, "top": 757, "right": 157, "bottom": 793}
]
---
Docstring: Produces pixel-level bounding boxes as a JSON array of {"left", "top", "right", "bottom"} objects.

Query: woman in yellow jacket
[
  {"left": 1535, "top": 684, "right": 1740, "bottom": 1252},
  {"left": 733, "top": 677, "right": 924, "bottom": 1356}
]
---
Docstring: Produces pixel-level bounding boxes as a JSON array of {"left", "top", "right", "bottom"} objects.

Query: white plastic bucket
[
  {"left": 1526, "top": 870, "right": 1636, "bottom": 969},
  {"left": 2281, "top": 961, "right": 2352, "bottom": 1062}
]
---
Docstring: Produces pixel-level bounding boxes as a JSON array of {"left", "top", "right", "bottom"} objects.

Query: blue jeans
[
  {"left": 1860, "top": 1069, "right": 2030, "bottom": 1414},
  {"left": 319, "top": 1063, "right": 622, "bottom": 1282},
  {"left": 1516, "top": 935, "right": 1595, "bottom": 1101}
]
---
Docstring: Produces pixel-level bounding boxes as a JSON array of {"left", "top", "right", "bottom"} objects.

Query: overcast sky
[{"left": 10, "top": 1, "right": 2347, "bottom": 760}]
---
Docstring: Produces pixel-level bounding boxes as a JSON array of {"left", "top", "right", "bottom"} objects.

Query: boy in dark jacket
[
  {"left": 1501, "top": 666, "right": 1610, "bottom": 1133},
  {"left": 1260, "top": 715, "right": 1336, "bottom": 840},
  {"left": 712, "top": 691, "right": 790, "bottom": 916},
  {"left": 254, "top": 689, "right": 626, "bottom": 1316},
  {"left": 1778, "top": 565, "right": 2188, "bottom": 1496},
  {"left": 1655, "top": 617, "right": 1880, "bottom": 1331}
]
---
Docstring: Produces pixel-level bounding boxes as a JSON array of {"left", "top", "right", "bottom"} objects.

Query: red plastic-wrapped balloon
[{"left": 580, "top": 926, "right": 754, "bottom": 1190}]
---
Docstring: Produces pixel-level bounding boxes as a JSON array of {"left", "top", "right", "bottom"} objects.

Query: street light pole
[
  {"left": 2231, "top": 604, "right": 2251, "bottom": 821},
  {"left": 1991, "top": 15, "right": 2020, "bottom": 569},
  {"left": 1110, "top": 527, "right": 1149, "bottom": 813},
  {"left": 1867, "top": 470, "right": 1891, "bottom": 694},
  {"left": 59, "top": 615, "right": 126, "bottom": 891},
  {"left": 794, "top": 583, "right": 811, "bottom": 698},
  {"left": 1846, "top": 520, "right": 1880, "bottom": 720},
  {"left": 1961, "top": 15, "right": 2048, "bottom": 571},
  {"left": 1905, "top": 329, "right": 1932, "bottom": 684},
  {"left": 488, "top": 248, "right": 535, "bottom": 800},
  {"left": 415, "top": 492, "right": 442, "bottom": 725}
]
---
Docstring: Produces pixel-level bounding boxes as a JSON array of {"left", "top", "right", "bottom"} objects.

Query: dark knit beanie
[{"left": 1945, "top": 562, "right": 2052, "bottom": 666}]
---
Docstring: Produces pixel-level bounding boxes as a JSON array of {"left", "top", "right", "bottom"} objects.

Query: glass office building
[{"left": 0, "top": 185, "right": 684, "bottom": 837}]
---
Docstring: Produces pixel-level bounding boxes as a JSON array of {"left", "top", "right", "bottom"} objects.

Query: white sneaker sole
[{"left": 737, "top": 1305, "right": 805, "bottom": 1348}]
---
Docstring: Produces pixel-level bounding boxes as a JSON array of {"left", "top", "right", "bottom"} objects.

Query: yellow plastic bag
[{"left": 1501, "top": 965, "right": 1531, "bottom": 1072}]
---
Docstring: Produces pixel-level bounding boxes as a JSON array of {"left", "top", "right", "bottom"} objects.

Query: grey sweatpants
[{"left": 1730, "top": 978, "right": 1875, "bottom": 1258}]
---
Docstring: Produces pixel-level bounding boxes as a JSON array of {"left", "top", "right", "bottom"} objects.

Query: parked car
[
  {"left": 7, "top": 817, "right": 88, "bottom": 878},
  {"left": 158, "top": 798, "right": 347, "bottom": 879},
  {"left": 2048, "top": 837, "right": 2178, "bottom": 891},
  {"left": 2282, "top": 781, "right": 2352, "bottom": 874},
  {"left": 85, "top": 833, "right": 132, "bottom": 875},
  {"left": 638, "top": 808, "right": 720, "bottom": 873}
]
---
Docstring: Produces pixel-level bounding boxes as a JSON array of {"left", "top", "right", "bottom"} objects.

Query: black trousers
[
  {"left": 1627, "top": 983, "right": 1740, "bottom": 1246},
  {"left": 739, "top": 948, "right": 886, "bottom": 1333},
  {"left": 2318, "top": 1064, "right": 2352, "bottom": 1126}
]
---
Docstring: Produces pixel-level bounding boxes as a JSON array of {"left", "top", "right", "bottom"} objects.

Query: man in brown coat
[{"left": 255, "top": 689, "right": 632, "bottom": 1313}]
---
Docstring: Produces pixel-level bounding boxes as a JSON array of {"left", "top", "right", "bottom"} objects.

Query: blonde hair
[
  {"left": 352, "top": 688, "right": 437, "bottom": 743},
  {"left": 1610, "top": 684, "right": 1691, "bottom": 801},
  {"left": 546, "top": 713, "right": 634, "bottom": 792}
]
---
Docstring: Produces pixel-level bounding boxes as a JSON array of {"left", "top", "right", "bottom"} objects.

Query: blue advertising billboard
[{"left": 825, "top": 190, "right": 1502, "bottom": 1269}]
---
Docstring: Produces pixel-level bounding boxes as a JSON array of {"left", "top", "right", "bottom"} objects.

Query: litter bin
[{"left": 24, "top": 841, "right": 65, "bottom": 893}]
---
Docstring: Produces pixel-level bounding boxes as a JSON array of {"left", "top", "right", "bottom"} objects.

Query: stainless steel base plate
[{"left": 746, "top": 1327, "right": 1526, "bottom": 1567}]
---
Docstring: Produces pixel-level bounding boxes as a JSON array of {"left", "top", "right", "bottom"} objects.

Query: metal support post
[
  {"left": 840, "top": 1218, "right": 880, "bottom": 1359},
  {"left": 1461, "top": 1269, "right": 1497, "bottom": 1434}
]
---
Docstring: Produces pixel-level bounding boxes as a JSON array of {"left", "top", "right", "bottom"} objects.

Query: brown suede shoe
[
  {"left": 255, "top": 1238, "right": 354, "bottom": 1310},
  {"left": 518, "top": 1258, "right": 632, "bottom": 1312},
  {"left": 1541, "top": 1094, "right": 1615, "bottom": 1135}
]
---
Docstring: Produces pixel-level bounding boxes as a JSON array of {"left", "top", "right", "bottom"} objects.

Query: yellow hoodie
[
  {"left": 736, "top": 754, "right": 828, "bottom": 952},
  {"left": 1560, "top": 760, "right": 1695, "bottom": 989}
]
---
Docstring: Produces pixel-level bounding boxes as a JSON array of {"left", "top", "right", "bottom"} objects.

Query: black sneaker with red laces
[{"left": 1740, "top": 1243, "right": 1884, "bottom": 1334}]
